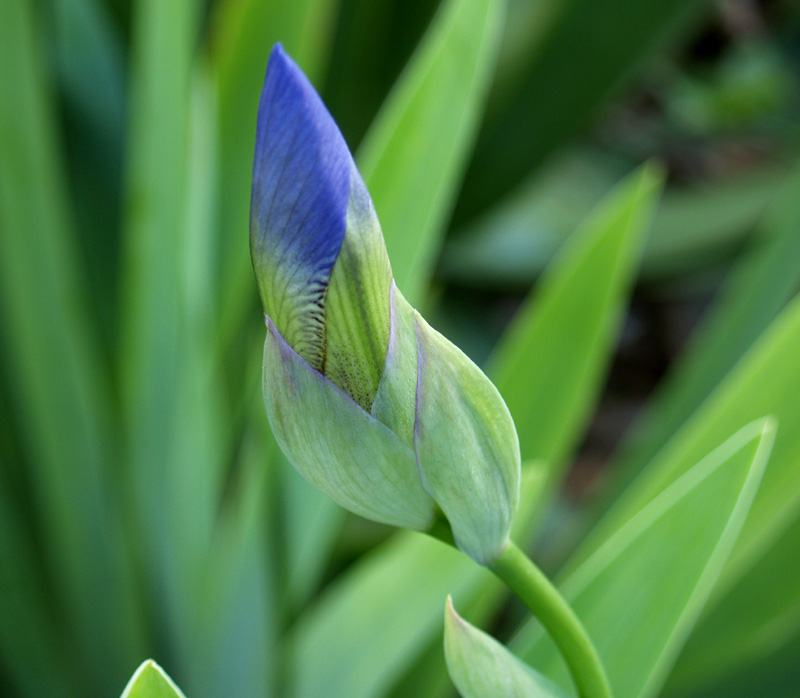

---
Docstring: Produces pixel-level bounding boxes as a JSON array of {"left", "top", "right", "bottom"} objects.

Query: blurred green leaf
[
  {"left": 443, "top": 153, "right": 787, "bottom": 287},
  {"left": 581, "top": 292, "right": 800, "bottom": 596},
  {"left": 456, "top": 0, "right": 713, "bottom": 220},
  {"left": 120, "top": 661, "right": 187, "bottom": 698},
  {"left": 664, "top": 509, "right": 800, "bottom": 696},
  {"left": 489, "top": 163, "right": 662, "bottom": 483},
  {"left": 49, "top": 0, "right": 125, "bottom": 142},
  {"left": 0, "top": 0, "right": 144, "bottom": 689},
  {"left": 614, "top": 160, "right": 800, "bottom": 485},
  {"left": 670, "top": 628, "right": 800, "bottom": 698},
  {"left": 191, "top": 422, "right": 276, "bottom": 698},
  {"left": 44, "top": 0, "right": 127, "bottom": 342},
  {"left": 444, "top": 597, "right": 569, "bottom": 698},
  {"left": 0, "top": 496, "right": 75, "bottom": 698},
  {"left": 513, "top": 419, "right": 775, "bottom": 698},
  {"left": 289, "top": 532, "right": 492, "bottom": 698},
  {"left": 120, "top": 0, "right": 210, "bottom": 665},
  {"left": 356, "top": 0, "right": 505, "bottom": 304}
]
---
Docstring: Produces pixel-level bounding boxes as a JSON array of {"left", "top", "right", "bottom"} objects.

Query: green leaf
[
  {"left": 120, "top": 661, "right": 187, "bottom": 698},
  {"left": 49, "top": 0, "right": 125, "bottom": 143},
  {"left": 488, "top": 163, "right": 662, "bottom": 480},
  {"left": 456, "top": 0, "right": 713, "bottom": 220},
  {"left": 357, "top": 0, "right": 505, "bottom": 304},
  {"left": 121, "top": 0, "right": 220, "bottom": 668},
  {"left": 0, "top": 494, "right": 74, "bottom": 698},
  {"left": 414, "top": 313, "right": 520, "bottom": 564},
  {"left": 190, "top": 425, "right": 275, "bottom": 698},
  {"left": 513, "top": 418, "right": 775, "bottom": 698},
  {"left": 614, "top": 159, "right": 800, "bottom": 486},
  {"left": 665, "top": 509, "right": 800, "bottom": 696},
  {"left": 442, "top": 153, "right": 784, "bottom": 287},
  {"left": 0, "top": 0, "right": 144, "bottom": 688},
  {"left": 444, "top": 597, "right": 569, "bottom": 698},
  {"left": 581, "top": 293, "right": 800, "bottom": 593},
  {"left": 669, "top": 629, "right": 800, "bottom": 698},
  {"left": 288, "top": 533, "right": 493, "bottom": 698}
]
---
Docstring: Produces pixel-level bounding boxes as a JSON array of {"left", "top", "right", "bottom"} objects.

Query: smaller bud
[{"left": 444, "top": 598, "right": 567, "bottom": 698}]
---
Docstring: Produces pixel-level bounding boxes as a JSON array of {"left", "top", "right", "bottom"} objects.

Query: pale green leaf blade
[
  {"left": 513, "top": 419, "right": 775, "bottom": 698},
  {"left": 289, "top": 533, "right": 492, "bottom": 698},
  {"left": 488, "top": 163, "right": 662, "bottom": 477},
  {"left": 665, "top": 509, "right": 800, "bottom": 696},
  {"left": 614, "top": 159, "right": 800, "bottom": 485},
  {"left": 357, "top": 0, "right": 505, "bottom": 303},
  {"left": 579, "top": 294, "right": 800, "bottom": 591},
  {"left": 121, "top": 661, "right": 187, "bottom": 698},
  {"left": 445, "top": 597, "right": 569, "bottom": 698}
]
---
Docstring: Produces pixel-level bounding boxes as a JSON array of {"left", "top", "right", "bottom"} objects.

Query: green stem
[{"left": 490, "top": 541, "right": 612, "bottom": 698}]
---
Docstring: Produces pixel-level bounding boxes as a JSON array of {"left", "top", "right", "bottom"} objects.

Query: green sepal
[
  {"left": 414, "top": 314, "right": 520, "bottom": 564},
  {"left": 323, "top": 169, "right": 393, "bottom": 410},
  {"left": 370, "top": 283, "right": 418, "bottom": 446},
  {"left": 263, "top": 317, "right": 435, "bottom": 530},
  {"left": 120, "top": 660, "right": 187, "bottom": 698},
  {"left": 444, "top": 598, "right": 569, "bottom": 698}
]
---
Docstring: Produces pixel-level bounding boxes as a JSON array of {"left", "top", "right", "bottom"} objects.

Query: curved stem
[{"left": 490, "top": 541, "right": 612, "bottom": 698}]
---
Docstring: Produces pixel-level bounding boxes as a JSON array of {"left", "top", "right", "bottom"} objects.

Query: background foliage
[{"left": 1, "top": 0, "right": 799, "bottom": 696}]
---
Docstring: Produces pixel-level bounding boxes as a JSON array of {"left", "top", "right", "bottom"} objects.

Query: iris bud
[{"left": 251, "top": 45, "right": 520, "bottom": 563}]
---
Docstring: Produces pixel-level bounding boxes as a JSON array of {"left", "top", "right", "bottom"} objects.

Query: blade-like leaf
[
  {"left": 665, "top": 509, "right": 800, "bottom": 696},
  {"left": 288, "top": 533, "right": 494, "bottom": 698},
  {"left": 0, "top": 493, "right": 74, "bottom": 698},
  {"left": 488, "top": 163, "right": 662, "bottom": 480},
  {"left": 120, "top": 0, "right": 213, "bottom": 672},
  {"left": 0, "top": 0, "right": 144, "bottom": 688},
  {"left": 444, "top": 597, "right": 569, "bottom": 698},
  {"left": 579, "top": 293, "right": 800, "bottom": 592},
  {"left": 356, "top": 0, "right": 505, "bottom": 304},
  {"left": 444, "top": 154, "right": 785, "bottom": 287},
  {"left": 671, "top": 629, "right": 800, "bottom": 698},
  {"left": 189, "top": 423, "right": 276, "bottom": 698},
  {"left": 456, "top": 0, "right": 713, "bottom": 220},
  {"left": 513, "top": 419, "right": 775, "bottom": 698},
  {"left": 49, "top": 0, "right": 125, "bottom": 143},
  {"left": 121, "top": 661, "right": 187, "bottom": 698},
  {"left": 614, "top": 159, "right": 800, "bottom": 487}
]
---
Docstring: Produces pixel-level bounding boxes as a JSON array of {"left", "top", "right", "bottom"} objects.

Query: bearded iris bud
[{"left": 250, "top": 45, "right": 520, "bottom": 564}]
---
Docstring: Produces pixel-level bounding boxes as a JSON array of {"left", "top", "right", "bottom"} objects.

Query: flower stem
[{"left": 489, "top": 541, "right": 613, "bottom": 698}]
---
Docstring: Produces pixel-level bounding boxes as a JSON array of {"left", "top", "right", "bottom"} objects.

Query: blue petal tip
[{"left": 250, "top": 44, "right": 355, "bottom": 367}]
